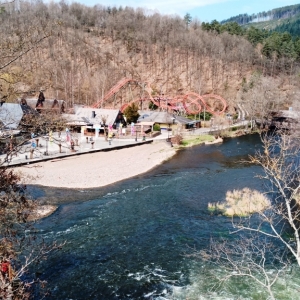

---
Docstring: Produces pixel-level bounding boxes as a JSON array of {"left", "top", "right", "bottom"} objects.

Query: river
[{"left": 28, "top": 134, "right": 300, "bottom": 299}]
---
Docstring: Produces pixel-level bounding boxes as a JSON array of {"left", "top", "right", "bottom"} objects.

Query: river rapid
[{"left": 29, "top": 134, "right": 300, "bottom": 299}]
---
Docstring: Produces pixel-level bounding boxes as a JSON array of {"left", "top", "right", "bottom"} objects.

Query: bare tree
[
  {"left": 198, "top": 235, "right": 289, "bottom": 300},
  {"left": 0, "top": 166, "right": 64, "bottom": 299},
  {"left": 241, "top": 132, "right": 300, "bottom": 267},
  {"left": 237, "top": 75, "right": 284, "bottom": 129},
  {"left": 201, "top": 131, "right": 300, "bottom": 298},
  {"left": 0, "top": 104, "right": 68, "bottom": 299},
  {"left": 0, "top": 2, "right": 65, "bottom": 297}
]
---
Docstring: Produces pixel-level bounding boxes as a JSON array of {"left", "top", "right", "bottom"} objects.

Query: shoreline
[
  {"left": 15, "top": 136, "right": 225, "bottom": 220},
  {"left": 15, "top": 141, "right": 177, "bottom": 189}
]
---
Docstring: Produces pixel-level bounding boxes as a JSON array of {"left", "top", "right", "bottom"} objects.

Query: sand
[{"left": 15, "top": 141, "right": 177, "bottom": 189}]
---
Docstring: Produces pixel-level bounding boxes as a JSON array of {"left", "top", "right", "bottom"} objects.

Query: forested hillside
[
  {"left": 221, "top": 3, "right": 300, "bottom": 39},
  {"left": 201, "top": 20, "right": 300, "bottom": 60},
  {"left": 1, "top": 0, "right": 300, "bottom": 118},
  {"left": 271, "top": 17, "right": 300, "bottom": 36},
  {"left": 221, "top": 4, "right": 300, "bottom": 25}
]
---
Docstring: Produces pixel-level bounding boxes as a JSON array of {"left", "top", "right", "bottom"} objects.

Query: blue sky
[{"left": 77, "top": 0, "right": 300, "bottom": 22}]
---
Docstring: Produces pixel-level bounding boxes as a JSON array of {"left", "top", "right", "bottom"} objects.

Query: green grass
[{"left": 181, "top": 135, "right": 215, "bottom": 147}]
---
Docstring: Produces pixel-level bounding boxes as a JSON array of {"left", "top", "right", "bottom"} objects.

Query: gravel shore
[{"left": 15, "top": 141, "right": 177, "bottom": 189}]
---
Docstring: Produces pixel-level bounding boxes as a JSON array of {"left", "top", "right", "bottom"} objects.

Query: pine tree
[{"left": 123, "top": 103, "right": 140, "bottom": 124}]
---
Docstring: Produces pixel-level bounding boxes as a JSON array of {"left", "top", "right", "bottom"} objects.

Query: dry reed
[{"left": 208, "top": 187, "right": 270, "bottom": 217}]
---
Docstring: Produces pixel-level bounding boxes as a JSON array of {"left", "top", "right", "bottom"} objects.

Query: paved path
[
  {"left": 1, "top": 134, "right": 152, "bottom": 167},
  {"left": 1, "top": 120, "right": 249, "bottom": 167}
]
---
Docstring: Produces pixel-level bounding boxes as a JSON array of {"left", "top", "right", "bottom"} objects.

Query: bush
[
  {"left": 149, "top": 102, "right": 158, "bottom": 110},
  {"left": 200, "top": 112, "right": 212, "bottom": 121},
  {"left": 123, "top": 103, "right": 140, "bottom": 123},
  {"left": 233, "top": 113, "right": 239, "bottom": 120},
  {"left": 172, "top": 134, "right": 183, "bottom": 145},
  {"left": 153, "top": 124, "right": 161, "bottom": 131},
  {"left": 208, "top": 188, "right": 270, "bottom": 217}
]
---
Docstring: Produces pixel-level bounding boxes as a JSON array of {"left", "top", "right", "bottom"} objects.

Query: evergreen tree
[
  {"left": 247, "top": 26, "right": 267, "bottom": 45},
  {"left": 123, "top": 103, "right": 140, "bottom": 124},
  {"left": 184, "top": 13, "right": 192, "bottom": 27}
]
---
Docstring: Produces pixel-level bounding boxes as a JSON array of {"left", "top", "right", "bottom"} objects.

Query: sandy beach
[{"left": 15, "top": 141, "right": 177, "bottom": 189}]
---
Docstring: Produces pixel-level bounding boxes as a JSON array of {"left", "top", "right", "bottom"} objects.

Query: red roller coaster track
[{"left": 92, "top": 78, "right": 227, "bottom": 115}]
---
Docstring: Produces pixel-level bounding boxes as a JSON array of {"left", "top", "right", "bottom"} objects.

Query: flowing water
[{"left": 28, "top": 134, "right": 300, "bottom": 299}]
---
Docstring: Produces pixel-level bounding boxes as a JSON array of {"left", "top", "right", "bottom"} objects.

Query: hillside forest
[
  {"left": 221, "top": 3, "right": 300, "bottom": 25},
  {"left": 1, "top": 0, "right": 300, "bottom": 120}
]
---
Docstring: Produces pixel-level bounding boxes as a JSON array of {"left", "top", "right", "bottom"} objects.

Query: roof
[
  {"left": 174, "top": 115, "right": 200, "bottom": 125},
  {"left": 17, "top": 98, "right": 65, "bottom": 109},
  {"left": 137, "top": 110, "right": 198, "bottom": 125},
  {"left": 138, "top": 121, "right": 155, "bottom": 126},
  {"left": 274, "top": 110, "right": 300, "bottom": 120},
  {"left": 138, "top": 111, "right": 176, "bottom": 124},
  {"left": 64, "top": 108, "right": 121, "bottom": 126},
  {"left": 63, "top": 114, "right": 87, "bottom": 126},
  {"left": 0, "top": 103, "right": 24, "bottom": 129},
  {"left": 20, "top": 104, "right": 39, "bottom": 115},
  {"left": 0, "top": 129, "right": 20, "bottom": 138}
]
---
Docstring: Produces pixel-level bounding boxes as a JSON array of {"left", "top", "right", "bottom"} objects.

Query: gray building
[{"left": 138, "top": 111, "right": 200, "bottom": 130}]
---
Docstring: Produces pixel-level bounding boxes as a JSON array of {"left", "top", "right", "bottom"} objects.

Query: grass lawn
[{"left": 180, "top": 134, "right": 215, "bottom": 147}]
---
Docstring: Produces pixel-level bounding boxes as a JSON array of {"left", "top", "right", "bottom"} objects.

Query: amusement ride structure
[{"left": 92, "top": 78, "right": 227, "bottom": 115}]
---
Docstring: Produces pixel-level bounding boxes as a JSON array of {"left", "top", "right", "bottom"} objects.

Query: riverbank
[
  {"left": 15, "top": 141, "right": 176, "bottom": 189},
  {"left": 17, "top": 137, "right": 221, "bottom": 220},
  {"left": 15, "top": 133, "right": 229, "bottom": 221}
]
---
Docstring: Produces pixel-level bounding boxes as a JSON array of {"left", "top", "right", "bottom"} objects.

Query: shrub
[
  {"left": 233, "top": 113, "right": 239, "bottom": 120},
  {"left": 123, "top": 103, "right": 140, "bottom": 123},
  {"left": 172, "top": 134, "right": 183, "bottom": 145},
  {"left": 208, "top": 188, "right": 270, "bottom": 217},
  {"left": 153, "top": 124, "right": 161, "bottom": 131}
]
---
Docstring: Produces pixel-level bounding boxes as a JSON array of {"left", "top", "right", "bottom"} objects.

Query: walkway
[
  {"left": 0, "top": 120, "right": 249, "bottom": 168},
  {"left": 1, "top": 133, "right": 152, "bottom": 168}
]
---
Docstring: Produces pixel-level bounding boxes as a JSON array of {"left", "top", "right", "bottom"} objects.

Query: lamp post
[
  {"left": 168, "top": 117, "right": 175, "bottom": 145},
  {"left": 135, "top": 126, "right": 138, "bottom": 142},
  {"left": 45, "top": 136, "right": 49, "bottom": 156}
]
